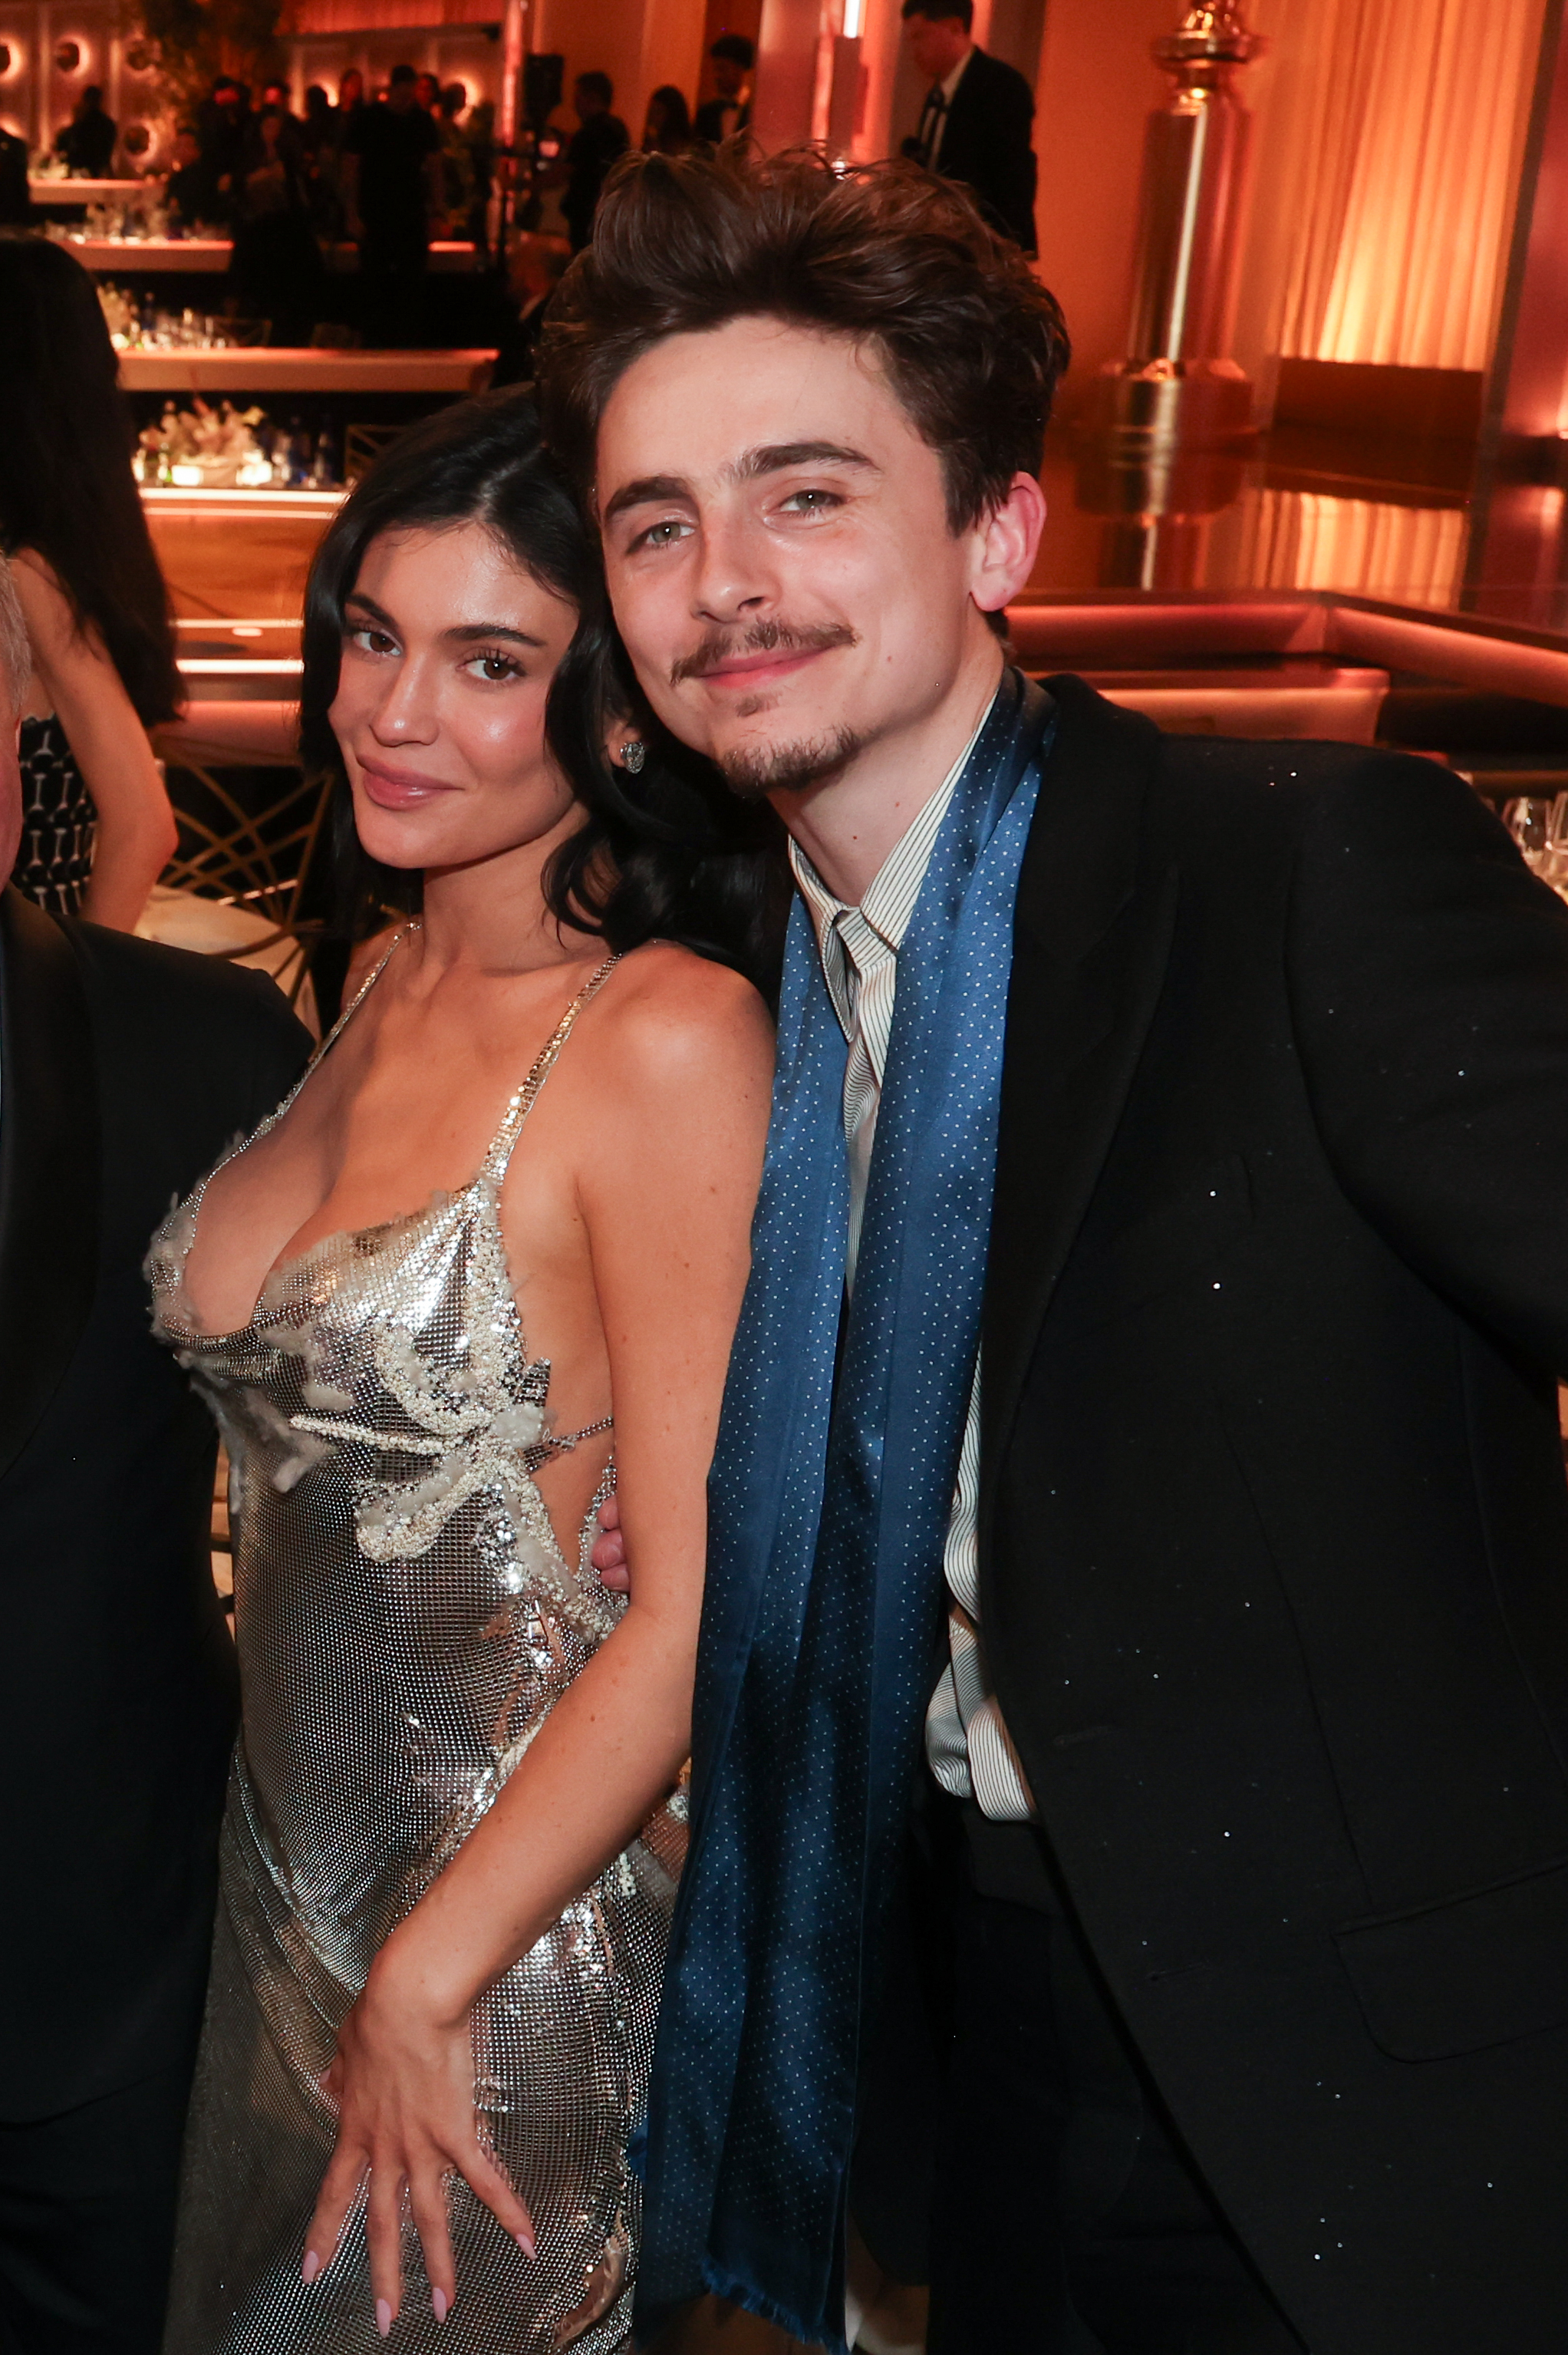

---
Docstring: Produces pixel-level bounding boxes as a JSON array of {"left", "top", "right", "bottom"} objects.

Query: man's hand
[{"left": 590, "top": 1493, "right": 630, "bottom": 1594}]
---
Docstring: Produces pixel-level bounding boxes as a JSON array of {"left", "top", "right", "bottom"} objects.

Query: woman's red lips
[{"left": 356, "top": 760, "right": 460, "bottom": 808}]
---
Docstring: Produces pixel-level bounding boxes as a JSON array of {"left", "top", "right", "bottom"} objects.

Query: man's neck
[{"left": 773, "top": 636, "right": 1005, "bottom": 905}]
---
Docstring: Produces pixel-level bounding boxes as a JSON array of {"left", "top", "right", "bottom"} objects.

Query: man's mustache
[{"left": 669, "top": 620, "right": 859, "bottom": 688}]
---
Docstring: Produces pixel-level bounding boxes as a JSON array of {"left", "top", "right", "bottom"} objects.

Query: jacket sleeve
[
  {"left": 1288, "top": 753, "right": 1568, "bottom": 1371},
  {"left": 232, "top": 966, "right": 314, "bottom": 1127}
]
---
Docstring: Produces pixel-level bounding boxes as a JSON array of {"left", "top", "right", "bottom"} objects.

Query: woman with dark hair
[
  {"left": 0, "top": 237, "right": 180, "bottom": 925},
  {"left": 641, "top": 84, "right": 691, "bottom": 155},
  {"left": 150, "top": 386, "right": 779, "bottom": 2353}
]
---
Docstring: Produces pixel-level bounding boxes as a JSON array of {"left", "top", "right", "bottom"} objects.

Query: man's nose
[{"left": 691, "top": 509, "right": 777, "bottom": 625}]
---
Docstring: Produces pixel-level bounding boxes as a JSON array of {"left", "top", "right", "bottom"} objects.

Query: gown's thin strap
[{"left": 480, "top": 951, "right": 622, "bottom": 1182}]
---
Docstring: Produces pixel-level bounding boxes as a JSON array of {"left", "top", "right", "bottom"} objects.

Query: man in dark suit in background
[
  {"left": 0, "top": 561, "right": 310, "bottom": 2352},
  {"left": 561, "top": 70, "right": 630, "bottom": 253},
  {"left": 901, "top": 0, "right": 1036, "bottom": 252},
  {"left": 693, "top": 34, "right": 754, "bottom": 145}
]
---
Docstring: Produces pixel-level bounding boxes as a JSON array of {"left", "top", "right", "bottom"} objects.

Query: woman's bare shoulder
[
  {"left": 343, "top": 922, "right": 404, "bottom": 998},
  {"left": 595, "top": 941, "right": 773, "bottom": 1089}
]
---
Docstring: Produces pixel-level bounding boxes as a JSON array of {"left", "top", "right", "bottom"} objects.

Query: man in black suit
[
  {"left": 901, "top": 0, "right": 1036, "bottom": 252},
  {"left": 552, "top": 147, "right": 1568, "bottom": 2354},
  {"left": 560, "top": 70, "right": 630, "bottom": 254},
  {"left": 0, "top": 562, "right": 310, "bottom": 2351},
  {"left": 693, "top": 34, "right": 754, "bottom": 145}
]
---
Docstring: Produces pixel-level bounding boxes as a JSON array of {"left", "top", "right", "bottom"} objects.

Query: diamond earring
[{"left": 618, "top": 739, "right": 646, "bottom": 773}]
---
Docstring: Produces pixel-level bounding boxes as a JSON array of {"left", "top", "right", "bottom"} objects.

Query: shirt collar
[{"left": 789, "top": 691, "right": 996, "bottom": 1032}]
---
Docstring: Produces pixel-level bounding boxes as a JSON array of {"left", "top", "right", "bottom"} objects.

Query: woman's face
[
  {"left": 330, "top": 519, "right": 581, "bottom": 877},
  {"left": 644, "top": 98, "right": 665, "bottom": 143},
  {"left": 341, "top": 71, "right": 362, "bottom": 106}
]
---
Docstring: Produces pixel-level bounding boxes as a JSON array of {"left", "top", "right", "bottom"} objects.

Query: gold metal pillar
[{"left": 1088, "top": 2, "right": 1266, "bottom": 459}]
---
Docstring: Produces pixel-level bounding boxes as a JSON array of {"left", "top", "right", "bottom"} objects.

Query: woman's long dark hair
[
  {"left": 0, "top": 238, "right": 182, "bottom": 725},
  {"left": 299, "top": 386, "right": 787, "bottom": 994}
]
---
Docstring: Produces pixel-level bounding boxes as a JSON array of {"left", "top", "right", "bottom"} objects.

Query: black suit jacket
[
  {"left": 0, "top": 892, "right": 310, "bottom": 2120},
  {"left": 929, "top": 48, "right": 1036, "bottom": 254},
  {"left": 972, "top": 678, "right": 1568, "bottom": 2347}
]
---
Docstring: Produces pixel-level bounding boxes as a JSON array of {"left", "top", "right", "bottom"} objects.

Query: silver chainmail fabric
[{"left": 148, "top": 938, "right": 680, "bottom": 2355}]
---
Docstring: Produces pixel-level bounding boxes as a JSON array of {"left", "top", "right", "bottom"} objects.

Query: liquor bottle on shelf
[{"left": 309, "top": 420, "right": 339, "bottom": 488}]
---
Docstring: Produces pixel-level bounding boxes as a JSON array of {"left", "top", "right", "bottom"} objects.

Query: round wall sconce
[
  {"left": 125, "top": 40, "right": 153, "bottom": 73},
  {"left": 54, "top": 38, "right": 83, "bottom": 72},
  {"left": 0, "top": 45, "right": 12, "bottom": 76},
  {"left": 124, "top": 120, "right": 150, "bottom": 155}
]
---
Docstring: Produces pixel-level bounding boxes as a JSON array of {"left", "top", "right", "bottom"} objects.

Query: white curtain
[{"left": 1247, "top": 0, "right": 1546, "bottom": 372}]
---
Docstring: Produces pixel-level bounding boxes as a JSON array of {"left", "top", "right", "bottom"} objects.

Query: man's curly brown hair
[{"left": 535, "top": 145, "right": 1070, "bottom": 536}]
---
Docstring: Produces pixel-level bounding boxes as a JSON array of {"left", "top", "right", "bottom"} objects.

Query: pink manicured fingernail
[
  {"left": 301, "top": 2251, "right": 320, "bottom": 2284},
  {"left": 432, "top": 2288, "right": 449, "bottom": 2323},
  {"left": 516, "top": 2231, "right": 535, "bottom": 2259},
  {"left": 376, "top": 2298, "right": 392, "bottom": 2338}
]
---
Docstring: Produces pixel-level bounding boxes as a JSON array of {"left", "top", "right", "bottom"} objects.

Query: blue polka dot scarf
[{"left": 636, "top": 671, "right": 1055, "bottom": 2352}]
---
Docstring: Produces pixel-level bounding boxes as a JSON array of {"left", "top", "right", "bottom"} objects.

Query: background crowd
[{"left": 0, "top": 2, "right": 1037, "bottom": 351}]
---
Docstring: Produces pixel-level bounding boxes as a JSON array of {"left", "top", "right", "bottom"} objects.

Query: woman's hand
[{"left": 302, "top": 1952, "right": 535, "bottom": 2333}]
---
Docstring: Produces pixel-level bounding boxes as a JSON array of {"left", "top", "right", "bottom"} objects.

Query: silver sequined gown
[{"left": 148, "top": 945, "right": 677, "bottom": 2355}]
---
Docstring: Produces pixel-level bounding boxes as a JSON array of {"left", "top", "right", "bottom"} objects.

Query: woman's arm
[
  {"left": 10, "top": 549, "right": 179, "bottom": 932},
  {"left": 303, "top": 952, "right": 774, "bottom": 2327}
]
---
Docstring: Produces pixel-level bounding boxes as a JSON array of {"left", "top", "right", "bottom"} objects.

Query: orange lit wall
[
  {"left": 528, "top": 0, "right": 707, "bottom": 149},
  {"left": 1029, "top": 0, "right": 1188, "bottom": 416}
]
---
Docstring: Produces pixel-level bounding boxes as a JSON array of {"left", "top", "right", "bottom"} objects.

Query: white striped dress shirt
[{"left": 788, "top": 711, "right": 1035, "bottom": 1822}]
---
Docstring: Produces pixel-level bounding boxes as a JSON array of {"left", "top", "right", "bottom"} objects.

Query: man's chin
[{"left": 716, "top": 724, "right": 864, "bottom": 804}]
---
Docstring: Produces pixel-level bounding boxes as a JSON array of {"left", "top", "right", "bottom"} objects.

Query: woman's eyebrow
[{"left": 443, "top": 622, "right": 548, "bottom": 649}]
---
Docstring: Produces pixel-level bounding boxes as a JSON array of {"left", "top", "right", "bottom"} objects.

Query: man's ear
[{"left": 970, "top": 470, "right": 1046, "bottom": 620}]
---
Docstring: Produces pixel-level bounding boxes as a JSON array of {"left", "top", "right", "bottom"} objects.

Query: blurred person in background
[
  {"left": 413, "top": 68, "right": 441, "bottom": 114},
  {"left": 901, "top": 0, "right": 1037, "bottom": 252},
  {"left": 196, "top": 74, "right": 249, "bottom": 221},
  {"left": 693, "top": 33, "right": 753, "bottom": 143},
  {"left": 342, "top": 61, "right": 443, "bottom": 345},
  {"left": 54, "top": 84, "right": 117, "bottom": 178},
  {"left": 435, "top": 80, "right": 474, "bottom": 236},
  {"left": 463, "top": 94, "right": 496, "bottom": 250},
  {"left": 489, "top": 229, "right": 569, "bottom": 385},
  {"left": 336, "top": 64, "right": 366, "bottom": 130},
  {"left": 642, "top": 84, "right": 693, "bottom": 156},
  {"left": 0, "top": 551, "right": 311, "bottom": 2355},
  {"left": 561, "top": 70, "right": 628, "bottom": 252},
  {"left": 0, "top": 239, "right": 180, "bottom": 930},
  {"left": 301, "top": 83, "right": 334, "bottom": 161},
  {"left": 230, "top": 103, "right": 325, "bottom": 345},
  {"left": 259, "top": 75, "right": 299, "bottom": 129},
  {"left": 0, "top": 120, "right": 32, "bottom": 223},
  {"left": 163, "top": 120, "right": 216, "bottom": 230}
]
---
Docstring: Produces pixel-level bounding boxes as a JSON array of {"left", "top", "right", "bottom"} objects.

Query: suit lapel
[
  {"left": 979, "top": 677, "right": 1177, "bottom": 1558},
  {"left": 0, "top": 888, "right": 100, "bottom": 1484}
]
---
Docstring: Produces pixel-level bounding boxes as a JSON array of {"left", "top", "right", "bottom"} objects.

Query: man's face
[
  {"left": 904, "top": 12, "right": 970, "bottom": 84},
  {"left": 598, "top": 315, "right": 999, "bottom": 800},
  {"left": 574, "top": 81, "right": 604, "bottom": 120},
  {"left": 712, "top": 55, "right": 746, "bottom": 99}
]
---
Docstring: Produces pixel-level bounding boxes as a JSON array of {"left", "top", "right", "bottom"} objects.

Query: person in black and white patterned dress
[{"left": 0, "top": 238, "right": 181, "bottom": 930}]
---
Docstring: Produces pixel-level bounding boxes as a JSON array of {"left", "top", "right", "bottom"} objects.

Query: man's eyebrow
[
  {"left": 601, "top": 443, "right": 878, "bottom": 528},
  {"left": 736, "top": 440, "right": 877, "bottom": 479},
  {"left": 602, "top": 473, "right": 691, "bottom": 526}
]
